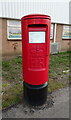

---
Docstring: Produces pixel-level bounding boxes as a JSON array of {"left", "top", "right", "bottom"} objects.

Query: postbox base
[{"left": 23, "top": 81, "right": 48, "bottom": 106}]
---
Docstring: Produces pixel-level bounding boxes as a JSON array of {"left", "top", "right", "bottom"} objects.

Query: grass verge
[{"left": 2, "top": 51, "right": 70, "bottom": 109}]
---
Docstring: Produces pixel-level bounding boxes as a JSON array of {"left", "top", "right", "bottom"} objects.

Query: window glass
[{"left": 7, "top": 20, "right": 21, "bottom": 39}]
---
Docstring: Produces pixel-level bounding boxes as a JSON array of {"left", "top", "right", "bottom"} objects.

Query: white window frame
[{"left": 7, "top": 20, "right": 22, "bottom": 40}]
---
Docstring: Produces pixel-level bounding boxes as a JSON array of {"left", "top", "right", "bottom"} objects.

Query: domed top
[{"left": 22, "top": 14, "right": 51, "bottom": 20}]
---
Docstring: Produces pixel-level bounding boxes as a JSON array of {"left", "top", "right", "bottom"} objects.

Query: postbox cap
[{"left": 22, "top": 14, "right": 51, "bottom": 20}]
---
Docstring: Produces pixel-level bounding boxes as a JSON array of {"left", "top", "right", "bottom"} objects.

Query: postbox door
[
  {"left": 28, "top": 25, "right": 47, "bottom": 70},
  {"left": 22, "top": 24, "right": 50, "bottom": 85},
  {"left": 23, "top": 25, "right": 49, "bottom": 85}
]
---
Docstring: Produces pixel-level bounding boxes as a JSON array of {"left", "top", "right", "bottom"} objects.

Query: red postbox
[{"left": 21, "top": 14, "right": 51, "bottom": 105}]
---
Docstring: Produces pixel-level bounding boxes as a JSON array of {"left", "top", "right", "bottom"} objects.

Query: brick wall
[{"left": 1, "top": 18, "right": 71, "bottom": 56}]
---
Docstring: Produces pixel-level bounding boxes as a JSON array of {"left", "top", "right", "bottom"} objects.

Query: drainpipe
[{"left": 54, "top": 23, "right": 57, "bottom": 43}]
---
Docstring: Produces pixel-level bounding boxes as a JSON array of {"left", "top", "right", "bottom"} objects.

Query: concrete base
[{"left": 23, "top": 81, "right": 48, "bottom": 106}]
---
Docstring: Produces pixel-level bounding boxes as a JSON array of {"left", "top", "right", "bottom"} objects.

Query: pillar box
[{"left": 21, "top": 14, "right": 51, "bottom": 105}]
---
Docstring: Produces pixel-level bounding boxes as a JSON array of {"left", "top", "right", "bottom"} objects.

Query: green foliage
[
  {"left": 2, "top": 83, "right": 10, "bottom": 88},
  {"left": 2, "top": 84, "right": 23, "bottom": 109},
  {"left": 48, "top": 79, "right": 67, "bottom": 93},
  {"left": 50, "top": 52, "right": 69, "bottom": 76},
  {"left": 2, "top": 56, "right": 23, "bottom": 83}
]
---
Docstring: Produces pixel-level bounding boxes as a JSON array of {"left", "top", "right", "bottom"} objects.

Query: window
[
  {"left": 7, "top": 20, "right": 22, "bottom": 40},
  {"left": 62, "top": 25, "right": 71, "bottom": 39}
]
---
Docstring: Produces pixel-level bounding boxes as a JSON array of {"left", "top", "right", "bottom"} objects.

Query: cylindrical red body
[{"left": 21, "top": 14, "right": 51, "bottom": 85}]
